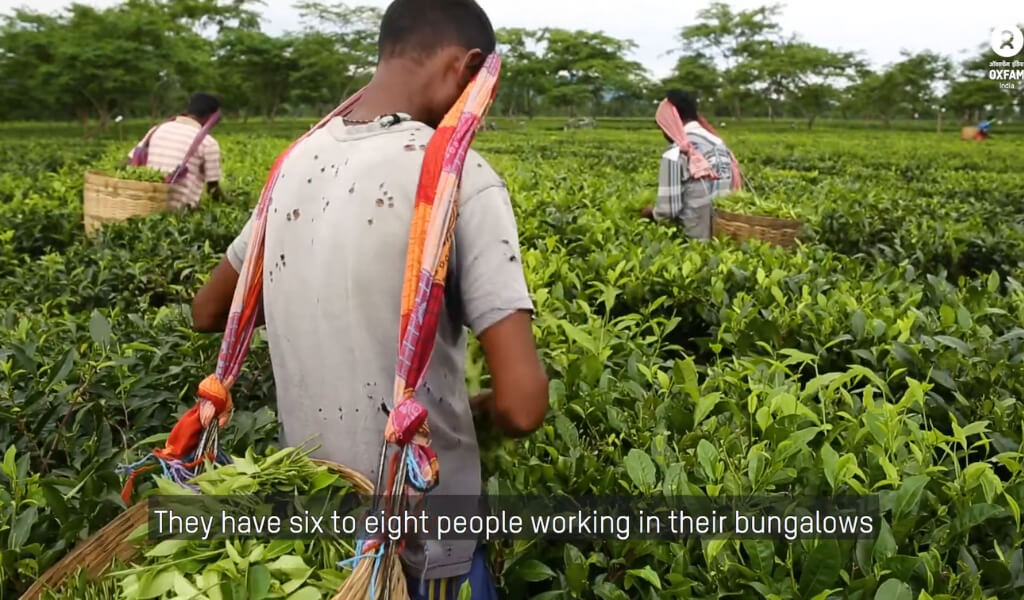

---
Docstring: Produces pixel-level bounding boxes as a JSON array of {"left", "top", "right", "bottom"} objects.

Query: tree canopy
[{"left": 0, "top": 0, "right": 1019, "bottom": 128}]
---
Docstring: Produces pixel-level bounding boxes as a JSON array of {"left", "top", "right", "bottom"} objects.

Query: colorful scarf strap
[
  {"left": 655, "top": 100, "right": 742, "bottom": 191},
  {"left": 118, "top": 92, "right": 366, "bottom": 502},
  {"left": 166, "top": 110, "right": 222, "bottom": 185},
  {"left": 695, "top": 115, "right": 743, "bottom": 191}
]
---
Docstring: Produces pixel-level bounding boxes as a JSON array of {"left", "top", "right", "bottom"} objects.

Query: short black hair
[
  {"left": 666, "top": 89, "right": 699, "bottom": 121},
  {"left": 378, "top": 0, "right": 495, "bottom": 61},
  {"left": 187, "top": 93, "right": 220, "bottom": 118}
]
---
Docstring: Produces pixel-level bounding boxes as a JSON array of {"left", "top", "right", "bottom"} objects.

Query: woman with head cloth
[{"left": 640, "top": 89, "right": 742, "bottom": 240}]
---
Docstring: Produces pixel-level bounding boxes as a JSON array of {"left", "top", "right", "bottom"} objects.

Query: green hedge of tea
[{"left": 1, "top": 125, "right": 1023, "bottom": 599}]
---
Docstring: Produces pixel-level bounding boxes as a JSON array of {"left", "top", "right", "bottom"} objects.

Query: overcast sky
[{"left": 3, "top": 0, "right": 1022, "bottom": 77}]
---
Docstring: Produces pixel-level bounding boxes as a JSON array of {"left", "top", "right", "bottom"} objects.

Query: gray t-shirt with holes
[{"left": 225, "top": 117, "right": 534, "bottom": 579}]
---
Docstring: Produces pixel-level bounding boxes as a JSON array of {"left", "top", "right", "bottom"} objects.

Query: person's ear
[{"left": 458, "top": 48, "right": 486, "bottom": 85}]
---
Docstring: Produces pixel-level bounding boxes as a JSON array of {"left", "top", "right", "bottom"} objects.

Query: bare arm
[
  {"left": 192, "top": 257, "right": 264, "bottom": 332},
  {"left": 206, "top": 181, "right": 225, "bottom": 202},
  {"left": 475, "top": 311, "right": 548, "bottom": 437}
]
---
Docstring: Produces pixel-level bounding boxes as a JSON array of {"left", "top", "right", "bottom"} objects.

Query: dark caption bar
[{"left": 146, "top": 494, "right": 880, "bottom": 542}]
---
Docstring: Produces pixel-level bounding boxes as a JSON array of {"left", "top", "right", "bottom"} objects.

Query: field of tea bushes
[{"left": 2, "top": 122, "right": 1023, "bottom": 600}]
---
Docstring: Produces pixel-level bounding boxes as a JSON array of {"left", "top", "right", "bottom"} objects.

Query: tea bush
[{"left": 1, "top": 124, "right": 1022, "bottom": 599}]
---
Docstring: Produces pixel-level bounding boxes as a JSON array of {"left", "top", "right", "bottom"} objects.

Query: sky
[{"left": 4, "top": 0, "right": 1023, "bottom": 78}]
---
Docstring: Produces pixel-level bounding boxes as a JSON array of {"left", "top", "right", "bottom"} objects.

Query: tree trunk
[
  {"left": 768, "top": 103, "right": 774, "bottom": 122},
  {"left": 733, "top": 98, "right": 743, "bottom": 121},
  {"left": 807, "top": 114, "right": 817, "bottom": 129},
  {"left": 75, "top": 106, "right": 90, "bottom": 136},
  {"left": 97, "top": 107, "right": 112, "bottom": 133}
]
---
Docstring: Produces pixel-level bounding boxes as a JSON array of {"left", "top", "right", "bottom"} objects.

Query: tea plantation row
[{"left": 1, "top": 125, "right": 1023, "bottom": 599}]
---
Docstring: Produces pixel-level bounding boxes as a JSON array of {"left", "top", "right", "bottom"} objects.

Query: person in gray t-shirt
[{"left": 191, "top": 0, "right": 549, "bottom": 595}]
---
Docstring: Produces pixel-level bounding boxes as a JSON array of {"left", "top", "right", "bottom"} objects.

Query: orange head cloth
[{"left": 153, "top": 375, "right": 232, "bottom": 462}]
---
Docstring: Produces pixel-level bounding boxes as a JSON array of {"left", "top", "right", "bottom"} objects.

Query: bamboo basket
[
  {"left": 960, "top": 126, "right": 980, "bottom": 141},
  {"left": 713, "top": 209, "right": 803, "bottom": 248},
  {"left": 82, "top": 171, "right": 172, "bottom": 237},
  {"left": 21, "top": 459, "right": 409, "bottom": 600}
]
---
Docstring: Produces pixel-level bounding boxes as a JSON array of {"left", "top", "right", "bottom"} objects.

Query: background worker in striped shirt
[
  {"left": 130, "top": 93, "right": 225, "bottom": 209},
  {"left": 640, "top": 90, "right": 739, "bottom": 240}
]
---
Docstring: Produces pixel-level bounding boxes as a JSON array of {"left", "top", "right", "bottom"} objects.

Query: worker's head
[
  {"left": 187, "top": 93, "right": 221, "bottom": 125},
  {"left": 377, "top": 0, "right": 495, "bottom": 127},
  {"left": 666, "top": 90, "right": 699, "bottom": 122}
]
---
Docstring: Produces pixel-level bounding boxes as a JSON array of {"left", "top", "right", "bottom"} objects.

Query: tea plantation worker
[
  {"left": 977, "top": 115, "right": 994, "bottom": 140},
  {"left": 640, "top": 89, "right": 742, "bottom": 240},
  {"left": 127, "top": 92, "right": 225, "bottom": 209},
  {"left": 190, "top": 0, "right": 549, "bottom": 598}
]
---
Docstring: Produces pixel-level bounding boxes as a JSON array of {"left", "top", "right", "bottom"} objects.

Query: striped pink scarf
[{"left": 655, "top": 100, "right": 742, "bottom": 191}]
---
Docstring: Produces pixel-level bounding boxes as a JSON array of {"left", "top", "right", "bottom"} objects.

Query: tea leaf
[
  {"left": 696, "top": 439, "right": 720, "bottom": 483},
  {"left": 593, "top": 582, "right": 629, "bottom": 600},
  {"left": 694, "top": 392, "right": 724, "bottom": 427},
  {"left": 626, "top": 566, "right": 662, "bottom": 590},
  {"left": 799, "top": 539, "right": 841, "bottom": 597},
  {"left": 624, "top": 449, "right": 656, "bottom": 492},
  {"left": 564, "top": 544, "right": 588, "bottom": 595},
  {"left": 851, "top": 310, "right": 866, "bottom": 338},
  {"left": 886, "top": 475, "right": 930, "bottom": 521},
  {"left": 246, "top": 564, "right": 271, "bottom": 600},
  {"left": 873, "top": 578, "right": 912, "bottom": 600},
  {"left": 286, "top": 587, "right": 322, "bottom": 600},
  {"left": 145, "top": 539, "right": 189, "bottom": 558},
  {"left": 88, "top": 310, "right": 112, "bottom": 346},
  {"left": 515, "top": 559, "right": 555, "bottom": 582},
  {"left": 742, "top": 540, "right": 775, "bottom": 574},
  {"left": 987, "top": 271, "right": 1000, "bottom": 293}
]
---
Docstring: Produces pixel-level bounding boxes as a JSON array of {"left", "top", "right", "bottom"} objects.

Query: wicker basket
[
  {"left": 960, "top": 126, "right": 980, "bottom": 141},
  {"left": 82, "top": 171, "right": 172, "bottom": 237},
  {"left": 21, "top": 459, "right": 409, "bottom": 600},
  {"left": 713, "top": 209, "right": 803, "bottom": 248}
]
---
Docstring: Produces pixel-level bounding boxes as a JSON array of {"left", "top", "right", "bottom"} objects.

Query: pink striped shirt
[{"left": 133, "top": 116, "right": 222, "bottom": 209}]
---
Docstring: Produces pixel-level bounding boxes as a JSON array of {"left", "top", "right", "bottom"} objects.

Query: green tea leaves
[
  {"left": 624, "top": 449, "right": 657, "bottom": 493},
  {"left": 246, "top": 564, "right": 271, "bottom": 600},
  {"left": 873, "top": 578, "right": 913, "bottom": 600},
  {"left": 88, "top": 310, "right": 112, "bottom": 346}
]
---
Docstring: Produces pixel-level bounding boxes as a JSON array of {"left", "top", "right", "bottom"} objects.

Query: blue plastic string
[
  {"left": 116, "top": 453, "right": 154, "bottom": 477},
  {"left": 336, "top": 538, "right": 387, "bottom": 600},
  {"left": 405, "top": 450, "right": 429, "bottom": 491}
]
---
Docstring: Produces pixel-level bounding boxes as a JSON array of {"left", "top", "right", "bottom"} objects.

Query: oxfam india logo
[
  {"left": 989, "top": 24, "right": 1024, "bottom": 89},
  {"left": 991, "top": 24, "right": 1024, "bottom": 57}
]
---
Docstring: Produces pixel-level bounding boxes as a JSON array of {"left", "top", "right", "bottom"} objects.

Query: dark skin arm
[
  {"left": 472, "top": 311, "right": 549, "bottom": 437},
  {"left": 192, "top": 257, "right": 263, "bottom": 332},
  {"left": 207, "top": 181, "right": 225, "bottom": 202}
]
